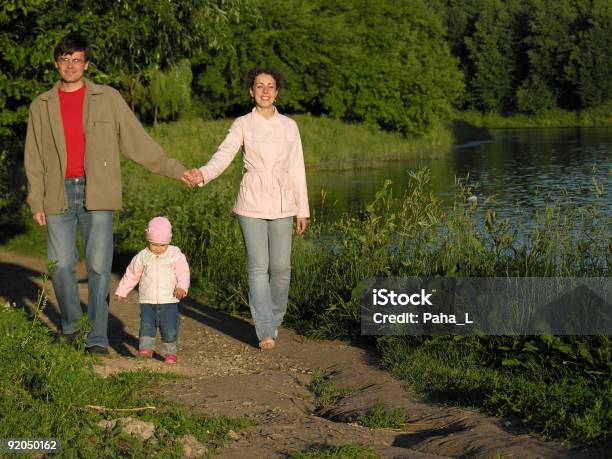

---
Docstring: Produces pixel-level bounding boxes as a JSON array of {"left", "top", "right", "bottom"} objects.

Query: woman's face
[{"left": 250, "top": 73, "right": 278, "bottom": 109}]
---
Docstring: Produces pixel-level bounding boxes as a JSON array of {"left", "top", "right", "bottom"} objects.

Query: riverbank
[{"left": 455, "top": 104, "right": 612, "bottom": 129}]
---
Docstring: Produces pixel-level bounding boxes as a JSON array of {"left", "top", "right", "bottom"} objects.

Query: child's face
[{"left": 148, "top": 242, "right": 168, "bottom": 255}]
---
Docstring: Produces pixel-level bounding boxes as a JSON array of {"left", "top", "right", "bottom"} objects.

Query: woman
[{"left": 182, "top": 68, "right": 309, "bottom": 349}]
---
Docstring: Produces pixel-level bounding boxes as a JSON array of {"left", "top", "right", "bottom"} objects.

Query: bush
[
  {"left": 516, "top": 76, "right": 557, "bottom": 115},
  {"left": 0, "top": 143, "right": 26, "bottom": 241},
  {"left": 131, "top": 60, "right": 193, "bottom": 124}
]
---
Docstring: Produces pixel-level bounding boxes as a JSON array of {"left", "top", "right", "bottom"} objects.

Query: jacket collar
[
  {"left": 38, "top": 78, "right": 104, "bottom": 101},
  {"left": 251, "top": 106, "right": 280, "bottom": 122}
]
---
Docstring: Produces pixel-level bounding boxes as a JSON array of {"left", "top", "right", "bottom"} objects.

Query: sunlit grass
[
  {"left": 147, "top": 114, "right": 453, "bottom": 171},
  {"left": 455, "top": 103, "right": 612, "bottom": 129}
]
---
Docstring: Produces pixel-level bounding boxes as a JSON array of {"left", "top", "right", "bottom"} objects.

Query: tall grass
[
  {"left": 147, "top": 114, "right": 453, "bottom": 172},
  {"left": 455, "top": 102, "right": 612, "bottom": 129}
]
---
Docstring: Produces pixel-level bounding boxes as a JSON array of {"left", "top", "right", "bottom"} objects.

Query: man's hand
[
  {"left": 181, "top": 169, "right": 204, "bottom": 188},
  {"left": 296, "top": 217, "right": 308, "bottom": 236},
  {"left": 174, "top": 287, "right": 187, "bottom": 299},
  {"left": 33, "top": 211, "right": 46, "bottom": 226}
]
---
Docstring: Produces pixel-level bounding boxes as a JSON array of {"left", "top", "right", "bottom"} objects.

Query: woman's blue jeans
[
  {"left": 46, "top": 178, "right": 113, "bottom": 348},
  {"left": 238, "top": 215, "right": 293, "bottom": 341},
  {"left": 139, "top": 303, "right": 179, "bottom": 355}
]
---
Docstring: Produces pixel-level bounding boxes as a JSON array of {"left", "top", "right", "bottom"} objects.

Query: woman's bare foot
[{"left": 259, "top": 337, "right": 275, "bottom": 350}]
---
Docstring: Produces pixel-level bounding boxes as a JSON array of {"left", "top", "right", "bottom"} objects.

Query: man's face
[{"left": 54, "top": 51, "right": 88, "bottom": 84}]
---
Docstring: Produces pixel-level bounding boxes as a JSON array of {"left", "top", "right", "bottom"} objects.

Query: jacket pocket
[
  {"left": 237, "top": 185, "right": 260, "bottom": 212},
  {"left": 281, "top": 187, "right": 297, "bottom": 213}
]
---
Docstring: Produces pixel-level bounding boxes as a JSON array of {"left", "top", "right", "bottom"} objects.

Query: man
[{"left": 24, "top": 33, "right": 187, "bottom": 354}]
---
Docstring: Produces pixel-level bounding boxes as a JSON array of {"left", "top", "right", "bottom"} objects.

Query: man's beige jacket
[{"left": 24, "top": 79, "right": 186, "bottom": 215}]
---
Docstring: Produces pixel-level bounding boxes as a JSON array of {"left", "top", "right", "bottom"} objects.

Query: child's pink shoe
[
  {"left": 138, "top": 348, "right": 153, "bottom": 358},
  {"left": 164, "top": 354, "right": 177, "bottom": 364}
]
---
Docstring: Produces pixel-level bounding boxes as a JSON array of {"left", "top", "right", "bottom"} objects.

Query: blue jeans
[
  {"left": 139, "top": 303, "right": 179, "bottom": 355},
  {"left": 46, "top": 177, "right": 113, "bottom": 348},
  {"left": 238, "top": 215, "right": 293, "bottom": 341}
]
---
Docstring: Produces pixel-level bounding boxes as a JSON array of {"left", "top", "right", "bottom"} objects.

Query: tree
[
  {"left": 571, "top": 0, "right": 612, "bottom": 107},
  {"left": 464, "top": 0, "right": 519, "bottom": 112},
  {"left": 194, "top": 0, "right": 464, "bottom": 135}
]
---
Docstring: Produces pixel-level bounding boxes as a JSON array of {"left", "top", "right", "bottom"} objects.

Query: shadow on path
[
  {"left": 0, "top": 260, "right": 136, "bottom": 356},
  {"left": 179, "top": 297, "right": 259, "bottom": 348}
]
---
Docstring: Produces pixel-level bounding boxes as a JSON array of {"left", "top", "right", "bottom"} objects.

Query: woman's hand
[
  {"left": 296, "top": 217, "right": 308, "bottom": 236},
  {"left": 174, "top": 288, "right": 187, "bottom": 299},
  {"left": 181, "top": 168, "right": 204, "bottom": 188}
]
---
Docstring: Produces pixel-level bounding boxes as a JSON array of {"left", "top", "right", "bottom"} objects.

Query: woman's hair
[{"left": 245, "top": 67, "right": 283, "bottom": 90}]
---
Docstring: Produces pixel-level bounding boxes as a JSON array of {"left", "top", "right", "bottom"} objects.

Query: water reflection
[{"left": 308, "top": 127, "right": 612, "bottom": 223}]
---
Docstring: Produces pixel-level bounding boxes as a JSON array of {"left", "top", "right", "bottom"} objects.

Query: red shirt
[{"left": 58, "top": 84, "right": 86, "bottom": 178}]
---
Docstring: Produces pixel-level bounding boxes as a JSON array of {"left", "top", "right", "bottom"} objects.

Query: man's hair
[
  {"left": 54, "top": 33, "right": 91, "bottom": 62},
  {"left": 245, "top": 67, "right": 283, "bottom": 90}
]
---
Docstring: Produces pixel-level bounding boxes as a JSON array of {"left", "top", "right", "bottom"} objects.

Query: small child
[{"left": 115, "top": 216, "right": 189, "bottom": 364}]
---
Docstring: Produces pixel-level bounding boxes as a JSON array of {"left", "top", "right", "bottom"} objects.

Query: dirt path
[{"left": 0, "top": 249, "right": 598, "bottom": 458}]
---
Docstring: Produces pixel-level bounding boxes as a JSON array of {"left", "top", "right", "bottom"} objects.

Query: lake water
[{"left": 307, "top": 127, "right": 612, "bottom": 223}]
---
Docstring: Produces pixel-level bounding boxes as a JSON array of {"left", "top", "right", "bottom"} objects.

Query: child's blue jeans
[{"left": 139, "top": 303, "right": 179, "bottom": 355}]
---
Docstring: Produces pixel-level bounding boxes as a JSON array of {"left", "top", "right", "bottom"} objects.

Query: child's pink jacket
[
  {"left": 115, "top": 245, "right": 189, "bottom": 304},
  {"left": 199, "top": 108, "right": 309, "bottom": 219}
]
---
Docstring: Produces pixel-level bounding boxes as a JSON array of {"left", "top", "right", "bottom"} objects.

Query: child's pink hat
[{"left": 146, "top": 216, "right": 172, "bottom": 244}]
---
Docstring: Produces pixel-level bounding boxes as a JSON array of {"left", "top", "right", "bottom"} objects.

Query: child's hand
[{"left": 174, "top": 288, "right": 187, "bottom": 299}]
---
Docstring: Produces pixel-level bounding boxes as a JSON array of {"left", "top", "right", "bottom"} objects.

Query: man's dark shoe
[
  {"left": 86, "top": 345, "right": 109, "bottom": 355},
  {"left": 55, "top": 331, "right": 80, "bottom": 344}
]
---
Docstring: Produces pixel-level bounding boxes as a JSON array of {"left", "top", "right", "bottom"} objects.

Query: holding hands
[{"left": 181, "top": 168, "right": 204, "bottom": 188}]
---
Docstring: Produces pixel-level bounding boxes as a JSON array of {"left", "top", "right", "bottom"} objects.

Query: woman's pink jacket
[{"left": 199, "top": 108, "right": 309, "bottom": 219}]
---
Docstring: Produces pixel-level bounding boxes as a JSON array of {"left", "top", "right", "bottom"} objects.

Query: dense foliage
[
  {"left": 194, "top": 0, "right": 463, "bottom": 135},
  {"left": 0, "top": 0, "right": 240, "bottom": 137},
  {"left": 2, "top": 0, "right": 611, "bottom": 137},
  {"left": 441, "top": 0, "right": 612, "bottom": 113},
  {"left": 1, "top": 0, "right": 463, "bottom": 233}
]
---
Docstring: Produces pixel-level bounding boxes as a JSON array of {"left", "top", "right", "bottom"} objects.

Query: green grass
[
  {"left": 307, "top": 372, "right": 354, "bottom": 410},
  {"left": 1, "top": 210, "right": 47, "bottom": 256},
  {"left": 289, "top": 443, "right": 380, "bottom": 459},
  {"left": 148, "top": 113, "right": 453, "bottom": 172},
  {"left": 377, "top": 336, "right": 611, "bottom": 443},
  {"left": 0, "top": 300, "right": 251, "bottom": 457},
  {"left": 455, "top": 103, "right": 612, "bottom": 129},
  {"left": 307, "top": 375, "right": 408, "bottom": 430},
  {"left": 358, "top": 403, "right": 408, "bottom": 429}
]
